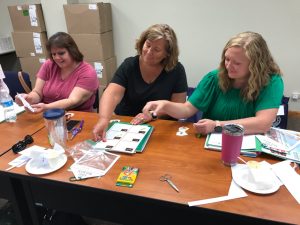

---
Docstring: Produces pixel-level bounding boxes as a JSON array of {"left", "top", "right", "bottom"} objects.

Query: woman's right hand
[
  {"left": 142, "top": 100, "right": 167, "bottom": 117},
  {"left": 15, "top": 93, "right": 28, "bottom": 106},
  {"left": 92, "top": 118, "right": 110, "bottom": 142}
]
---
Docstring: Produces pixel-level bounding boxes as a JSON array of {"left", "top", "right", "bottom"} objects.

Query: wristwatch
[{"left": 214, "top": 120, "right": 222, "bottom": 133}]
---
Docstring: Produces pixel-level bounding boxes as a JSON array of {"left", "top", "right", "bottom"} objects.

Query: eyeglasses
[{"left": 11, "top": 135, "right": 34, "bottom": 153}]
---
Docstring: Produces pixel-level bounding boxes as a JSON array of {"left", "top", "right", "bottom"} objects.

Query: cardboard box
[
  {"left": 72, "top": 32, "right": 114, "bottom": 61},
  {"left": 64, "top": 3, "right": 112, "bottom": 34},
  {"left": 19, "top": 56, "right": 47, "bottom": 86},
  {"left": 88, "top": 56, "right": 117, "bottom": 86},
  {"left": 8, "top": 4, "right": 46, "bottom": 32},
  {"left": 12, "top": 32, "right": 48, "bottom": 57}
]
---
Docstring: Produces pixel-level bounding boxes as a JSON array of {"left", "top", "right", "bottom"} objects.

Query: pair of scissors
[
  {"left": 160, "top": 174, "right": 180, "bottom": 192},
  {"left": 70, "top": 120, "right": 84, "bottom": 140},
  {"left": 69, "top": 176, "right": 88, "bottom": 182}
]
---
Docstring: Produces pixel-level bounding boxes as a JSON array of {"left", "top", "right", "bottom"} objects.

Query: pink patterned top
[{"left": 37, "top": 59, "right": 99, "bottom": 111}]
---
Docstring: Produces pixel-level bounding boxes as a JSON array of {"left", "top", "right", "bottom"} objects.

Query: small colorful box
[{"left": 116, "top": 166, "right": 139, "bottom": 188}]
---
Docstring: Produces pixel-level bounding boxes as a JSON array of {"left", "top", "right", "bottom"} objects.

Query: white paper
[
  {"left": 94, "top": 62, "right": 103, "bottom": 78},
  {"left": 89, "top": 4, "right": 98, "bottom": 10},
  {"left": 207, "top": 133, "right": 256, "bottom": 150},
  {"left": 29, "top": 5, "right": 38, "bottom": 27},
  {"left": 188, "top": 180, "right": 247, "bottom": 206},
  {"left": 272, "top": 160, "right": 300, "bottom": 204},
  {"left": 19, "top": 145, "right": 46, "bottom": 157},
  {"left": 277, "top": 105, "right": 284, "bottom": 116},
  {"left": 33, "top": 37, "right": 42, "bottom": 54},
  {"left": 7, "top": 155, "right": 31, "bottom": 170}
]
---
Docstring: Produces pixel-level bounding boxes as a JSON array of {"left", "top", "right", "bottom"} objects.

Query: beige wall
[{"left": 1, "top": 0, "right": 300, "bottom": 110}]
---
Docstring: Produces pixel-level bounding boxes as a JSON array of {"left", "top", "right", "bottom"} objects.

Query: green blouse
[{"left": 188, "top": 70, "right": 284, "bottom": 121}]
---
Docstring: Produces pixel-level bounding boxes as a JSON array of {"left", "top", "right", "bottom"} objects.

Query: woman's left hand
[
  {"left": 130, "top": 112, "right": 153, "bottom": 125},
  {"left": 193, "top": 119, "right": 216, "bottom": 134}
]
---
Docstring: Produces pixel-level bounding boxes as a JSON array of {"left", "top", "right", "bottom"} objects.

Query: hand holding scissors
[{"left": 160, "top": 174, "right": 180, "bottom": 192}]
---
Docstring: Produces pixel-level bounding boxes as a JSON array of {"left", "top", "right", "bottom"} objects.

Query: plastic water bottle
[{"left": 0, "top": 79, "right": 17, "bottom": 122}]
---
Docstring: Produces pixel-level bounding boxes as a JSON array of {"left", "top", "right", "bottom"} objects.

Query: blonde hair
[
  {"left": 218, "top": 31, "right": 281, "bottom": 101},
  {"left": 135, "top": 24, "right": 179, "bottom": 72}
]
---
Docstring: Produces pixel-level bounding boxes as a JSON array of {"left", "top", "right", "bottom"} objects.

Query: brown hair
[
  {"left": 135, "top": 24, "right": 179, "bottom": 72},
  {"left": 46, "top": 32, "right": 83, "bottom": 62},
  {"left": 218, "top": 31, "right": 281, "bottom": 101}
]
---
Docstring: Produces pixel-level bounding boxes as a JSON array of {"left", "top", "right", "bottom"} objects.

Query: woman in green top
[{"left": 143, "top": 31, "right": 284, "bottom": 135}]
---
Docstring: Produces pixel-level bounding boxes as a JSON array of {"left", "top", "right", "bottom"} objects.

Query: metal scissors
[
  {"left": 69, "top": 176, "right": 88, "bottom": 182},
  {"left": 160, "top": 174, "right": 179, "bottom": 192}
]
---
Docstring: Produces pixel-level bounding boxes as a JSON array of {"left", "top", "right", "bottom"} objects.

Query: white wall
[
  {"left": 1, "top": 0, "right": 300, "bottom": 110},
  {"left": 81, "top": 0, "right": 300, "bottom": 111}
]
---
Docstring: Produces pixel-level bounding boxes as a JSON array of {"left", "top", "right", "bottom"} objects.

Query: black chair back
[{"left": 3, "top": 71, "right": 32, "bottom": 100}]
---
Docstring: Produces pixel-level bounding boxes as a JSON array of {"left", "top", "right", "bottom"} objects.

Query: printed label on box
[
  {"left": 89, "top": 4, "right": 98, "bottom": 10},
  {"left": 29, "top": 5, "right": 38, "bottom": 26},
  {"left": 94, "top": 62, "right": 104, "bottom": 78}
]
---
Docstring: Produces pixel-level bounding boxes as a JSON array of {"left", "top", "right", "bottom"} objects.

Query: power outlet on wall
[{"left": 291, "top": 91, "right": 300, "bottom": 101}]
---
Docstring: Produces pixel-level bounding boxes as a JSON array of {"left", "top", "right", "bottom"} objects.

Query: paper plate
[
  {"left": 232, "top": 165, "right": 280, "bottom": 194},
  {"left": 25, "top": 154, "right": 68, "bottom": 175}
]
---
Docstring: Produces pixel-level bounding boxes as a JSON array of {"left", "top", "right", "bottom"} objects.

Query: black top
[{"left": 111, "top": 56, "right": 188, "bottom": 116}]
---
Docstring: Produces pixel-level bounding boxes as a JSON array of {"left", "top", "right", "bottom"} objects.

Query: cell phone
[{"left": 66, "top": 120, "right": 80, "bottom": 132}]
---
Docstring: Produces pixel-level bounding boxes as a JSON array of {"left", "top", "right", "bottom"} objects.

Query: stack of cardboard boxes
[
  {"left": 64, "top": 2, "right": 116, "bottom": 97},
  {"left": 8, "top": 4, "right": 47, "bottom": 86}
]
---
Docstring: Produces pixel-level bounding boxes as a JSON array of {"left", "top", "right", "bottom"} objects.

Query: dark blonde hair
[
  {"left": 135, "top": 24, "right": 179, "bottom": 72},
  {"left": 46, "top": 32, "right": 83, "bottom": 62},
  {"left": 218, "top": 31, "right": 281, "bottom": 101}
]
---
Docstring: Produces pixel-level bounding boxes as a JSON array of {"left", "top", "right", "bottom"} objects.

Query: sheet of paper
[
  {"left": 277, "top": 105, "right": 284, "bottom": 116},
  {"left": 207, "top": 133, "right": 256, "bottom": 150},
  {"left": 19, "top": 145, "right": 46, "bottom": 157},
  {"left": 188, "top": 180, "right": 247, "bottom": 206},
  {"left": 7, "top": 155, "right": 31, "bottom": 169},
  {"left": 272, "top": 160, "right": 300, "bottom": 204}
]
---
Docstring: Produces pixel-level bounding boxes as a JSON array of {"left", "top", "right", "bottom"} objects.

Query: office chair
[
  {"left": 181, "top": 87, "right": 203, "bottom": 123},
  {"left": 272, "top": 96, "right": 289, "bottom": 129},
  {"left": 3, "top": 71, "right": 32, "bottom": 100},
  {"left": 93, "top": 88, "right": 100, "bottom": 113}
]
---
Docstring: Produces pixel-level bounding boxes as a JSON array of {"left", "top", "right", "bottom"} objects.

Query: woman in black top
[{"left": 93, "top": 24, "right": 188, "bottom": 141}]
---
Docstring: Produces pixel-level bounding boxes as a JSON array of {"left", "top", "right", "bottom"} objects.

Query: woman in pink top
[{"left": 16, "top": 32, "right": 99, "bottom": 112}]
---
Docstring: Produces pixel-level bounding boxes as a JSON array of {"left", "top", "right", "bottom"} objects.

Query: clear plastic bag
[
  {"left": 67, "top": 141, "right": 120, "bottom": 179},
  {"left": 66, "top": 140, "right": 94, "bottom": 162}
]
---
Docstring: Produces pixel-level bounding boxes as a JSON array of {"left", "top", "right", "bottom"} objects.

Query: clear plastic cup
[{"left": 43, "top": 109, "right": 67, "bottom": 148}]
